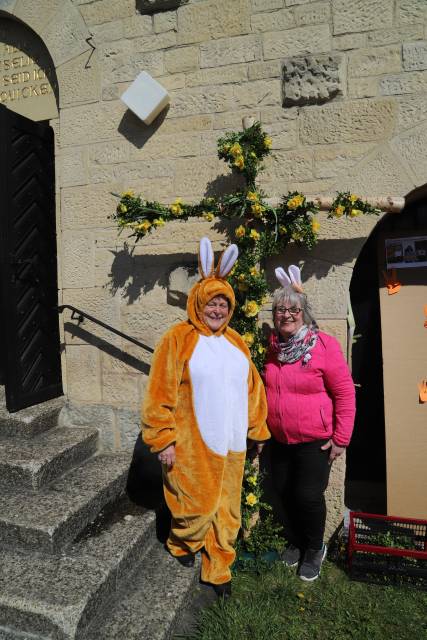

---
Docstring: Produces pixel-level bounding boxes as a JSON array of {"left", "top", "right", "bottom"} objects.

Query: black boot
[{"left": 213, "top": 581, "right": 232, "bottom": 599}]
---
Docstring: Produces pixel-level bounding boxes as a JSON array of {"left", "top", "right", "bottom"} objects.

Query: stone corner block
[
  {"left": 137, "top": 0, "right": 189, "bottom": 14},
  {"left": 282, "top": 53, "right": 345, "bottom": 107}
]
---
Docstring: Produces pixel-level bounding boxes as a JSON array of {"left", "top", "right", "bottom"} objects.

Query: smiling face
[
  {"left": 202, "top": 294, "right": 230, "bottom": 332},
  {"left": 273, "top": 300, "right": 304, "bottom": 340}
]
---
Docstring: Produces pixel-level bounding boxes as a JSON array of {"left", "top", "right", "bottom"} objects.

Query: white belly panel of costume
[{"left": 189, "top": 334, "right": 249, "bottom": 456}]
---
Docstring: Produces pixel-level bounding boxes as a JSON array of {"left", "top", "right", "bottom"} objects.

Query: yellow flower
[
  {"left": 292, "top": 232, "right": 302, "bottom": 241},
  {"left": 258, "top": 344, "right": 266, "bottom": 354},
  {"left": 230, "top": 142, "right": 242, "bottom": 157},
  {"left": 118, "top": 203, "right": 127, "bottom": 214},
  {"left": 247, "top": 475, "right": 257, "bottom": 486},
  {"left": 235, "top": 225, "right": 246, "bottom": 239},
  {"left": 247, "top": 191, "right": 259, "bottom": 202},
  {"left": 245, "top": 493, "right": 258, "bottom": 507},
  {"left": 287, "top": 194, "right": 305, "bottom": 210},
  {"left": 121, "top": 190, "right": 134, "bottom": 198},
  {"left": 264, "top": 136, "right": 272, "bottom": 149},
  {"left": 251, "top": 202, "right": 265, "bottom": 217},
  {"left": 135, "top": 219, "right": 151, "bottom": 232},
  {"left": 249, "top": 229, "right": 260, "bottom": 241},
  {"left": 234, "top": 155, "right": 245, "bottom": 169},
  {"left": 222, "top": 143, "right": 231, "bottom": 152},
  {"left": 279, "top": 225, "right": 287, "bottom": 235},
  {"left": 311, "top": 219, "right": 321, "bottom": 233},
  {"left": 203, "top": 212, "right": 215, "bottom": 222},
  {"left": 250, "top": 151, "right": 257, "bottom": 158},
  {"left": 334, "top": 204, "right": 345, "bottom": 217},
  {"left": 238, "top": 273, "right": 246, "bottom": 282},
  {"left": 349, "top": 194, "right": 358, "bottom": 204},
  {"left": 350, "top": 208, "right": 362, "bottom": 217},
  {"left": 249, "top": 266, "right": 258, "bottom": 276},
  {"left": 153, "top": 217, "right": 165, "bottom": 227},
  {"left": 170, "top": 198, "right": 183, "bottom": 216},
  {"left": 243, "top": 300, "right": 260, "bottom": 318},
  {"left": 243, "top": 332, "right": 255, "bottom": 347}
]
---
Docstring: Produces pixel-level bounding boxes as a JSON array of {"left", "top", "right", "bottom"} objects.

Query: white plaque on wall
[{"left": 121, "top": 71, "right": 169, "bottom": 125}]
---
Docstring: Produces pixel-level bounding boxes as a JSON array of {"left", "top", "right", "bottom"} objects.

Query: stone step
[
  {"left": 0, "top": 500, "right": 156, "bottom": 640},
  {"left": 82, "top": 539, "right": 200, "bottom": 640},
  {"left": 0, "top": 397, "right": 64, "bottom": 439},
  {"left": 0, "top": 427, "right": 99, "bottom": 490},
  {"left": 0, "top": 454, "right": 131, "bottom": 553}
]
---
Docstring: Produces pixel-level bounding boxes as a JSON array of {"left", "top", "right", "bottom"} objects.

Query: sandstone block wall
[{"left": 3, "top": 0, "right": 427, "bottom": 535}]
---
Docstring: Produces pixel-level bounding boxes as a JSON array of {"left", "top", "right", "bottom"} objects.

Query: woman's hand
[
  {"left": 321, "top": 439, "right": 345, "bottom": 465},
  {"left": 158, "top": 444, "right": 176, "bottom": 469},
  {"left": 247, "top": 440, "right": 265, "bottom": 457}
]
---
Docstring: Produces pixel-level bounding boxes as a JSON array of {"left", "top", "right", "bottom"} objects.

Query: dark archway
[{"left": 346, "top": 189, "right": 427, "bottom": 513}]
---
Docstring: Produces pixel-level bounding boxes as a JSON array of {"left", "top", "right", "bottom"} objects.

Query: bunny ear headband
[
  {"left": 198, "top": 236, "right": 238, "bottom": 280},
  {"left": 275, "top": 265, "right": 303, "bottom": 293}
]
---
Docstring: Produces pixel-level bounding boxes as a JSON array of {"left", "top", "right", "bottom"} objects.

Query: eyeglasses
[{"left": 274, "top": 306, "right": 302, "bottom": 316}]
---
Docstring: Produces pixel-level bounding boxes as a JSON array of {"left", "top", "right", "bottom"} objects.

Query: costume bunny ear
[
  {"left": 275, "top": 267, "right": 292, "bottom": 288},
  {"left": 215, "top": 244, "right": 238, "bottom": 278},
  {"left": 198, "top": 237, "right": 215, "bottom": 278},
  {"left": 288, "top": 264, "right": 303, "bottom": 293}
]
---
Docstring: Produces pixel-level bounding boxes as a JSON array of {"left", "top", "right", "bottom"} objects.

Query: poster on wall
[{"left": 385, "top": 235, "right": 427, "bottom": 269}]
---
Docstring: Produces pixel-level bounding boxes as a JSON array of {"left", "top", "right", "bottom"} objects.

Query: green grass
[{"left": 178, "top": 561, "right": 427, "bottom": 640}]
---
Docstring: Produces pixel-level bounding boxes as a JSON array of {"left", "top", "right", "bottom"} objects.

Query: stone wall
[{"left": 2, "top": 0, "right": 427, "bottom": 534}]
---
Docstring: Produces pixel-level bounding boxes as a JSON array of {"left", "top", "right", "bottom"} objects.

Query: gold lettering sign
[{"left": 0, "top": 19, "right": 58, "bottom": 121}]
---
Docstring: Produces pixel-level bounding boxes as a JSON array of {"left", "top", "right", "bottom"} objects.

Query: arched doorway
[
  {"left": 0, "top": 17, "right": 62, "bottom": 411},
  {"left": 346, "top": 190, "right": 427, "bottom": 516}
]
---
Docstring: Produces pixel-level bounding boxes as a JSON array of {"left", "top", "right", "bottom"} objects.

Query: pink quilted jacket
[{"left": 263, "top": 332, "right": 356, "bottom": 447}]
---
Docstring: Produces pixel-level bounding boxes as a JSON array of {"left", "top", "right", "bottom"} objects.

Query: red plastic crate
[{"left": 348, "top": 511, "right": 427, "bottom": 588}]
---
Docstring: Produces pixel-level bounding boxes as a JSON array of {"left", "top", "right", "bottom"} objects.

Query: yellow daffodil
[
  {"left": 251, "top": 203, "right": 265, "bottom": 217},
  {"left": 121, "top": 190, "right": 134, "bottom": 198},
  {"left": 247, "top": 191, "right": 259, "bottom": 202},
  {"left": 287, "top": 194, "right": 305, "bottom": 210},
  {"left": 118, "top": 203, "right": 127, "bottom": 214},
  {"left": 247, "top": 475, "right": 257, "bottom": 486},
  {"left": 135, "top": 220, "right": 151, "bottom": 232},
  {"left": 235, "top": 225, "right": 246, "bottom": 239},
  {"left": 249, "top": 266, "right": 258, "bottom": 276},
  {"left": 311, "top": 219, "right": 321, "bottom": 233},
  {"left": 245, "top": 493, "right": 258, "bottom": 507},
  {"left": 264, "top": 136, "right": 272, "bottom": 149},
  {"left": 203, "top": 212, "right": 215, "bottom": 222},
  {"left": 243, "top": 300, "right": 260, "bottom": 317},
  {"left": 349, "top": 194, "right": 358, "bottom": 204},
  {"left": 153, "top": 218, "right": 165, "bottom": 227},
  {"left": 250, "top": 229, "right": 260, "bottom": 241},
  {"left": 243, "top": 332, "right": 255, "bottom": 347},
  {"left": 292, "top": 232, "right": 302, "bottom": 241},
  {"left": 350, "top": 208, "right": 362, "bottom": 217},
  {"left": 170, "top": 198, "right": 183, "bottom": 216},
  {"left": 334, "top": 204, "right": 345, "bottom": 217},
  {"left": 230, "top": 142, "right": 242, "bottom": 157},
  {"left": 279, "top": 225, "right": 287, "bottom": 235},
  {"left": 258, "top": 344, "right": 266, "bottom": 354},
  {"left": 234, "top": 155, "right": 245, "bottom": 169}
]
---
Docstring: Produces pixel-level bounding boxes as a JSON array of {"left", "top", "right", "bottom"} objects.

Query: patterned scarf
[{"left": 272, "top": 324, "right": 318, "bottom": 366}]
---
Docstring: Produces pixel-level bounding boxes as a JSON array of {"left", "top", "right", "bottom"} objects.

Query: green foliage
[
  {"left": 328, "top": 191, "right": 382, "bottom": 219},
  {"left": 178, "top": 562, "right": 427, "bottom": 640}
]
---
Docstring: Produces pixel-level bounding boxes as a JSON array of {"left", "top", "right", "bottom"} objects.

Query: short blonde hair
[{"left": 272, "top": 285, "right": 317, "bottom": 327}]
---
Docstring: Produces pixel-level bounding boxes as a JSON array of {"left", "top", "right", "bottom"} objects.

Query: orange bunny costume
[{"left": 142, "top": 238, "right": 269, "bottom": 585}]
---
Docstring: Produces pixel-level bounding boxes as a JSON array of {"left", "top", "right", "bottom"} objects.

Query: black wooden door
[{"left": 0, "top": 104, "right": 62, "bottom": 412}]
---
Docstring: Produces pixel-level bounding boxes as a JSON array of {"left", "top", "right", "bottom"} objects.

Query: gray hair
[{"left": 272, "top": 285, "right": 317, "bottom": 327}]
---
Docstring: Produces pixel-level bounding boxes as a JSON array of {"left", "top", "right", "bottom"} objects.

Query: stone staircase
[{"left": 0, "top": 392, "right": 198, "bottom": 639}]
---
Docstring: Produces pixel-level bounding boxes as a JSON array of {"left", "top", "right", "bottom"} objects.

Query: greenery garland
[
  {"left": 112, "top": 121, "right": 380, "bottom": 371},
  {"left": 113, "top": 121, "right": 381, "bottom": 555}
]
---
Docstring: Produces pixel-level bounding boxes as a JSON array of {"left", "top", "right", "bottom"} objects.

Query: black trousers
[{"left": 270, "top": 438, "right": 331, "bottom": 551}]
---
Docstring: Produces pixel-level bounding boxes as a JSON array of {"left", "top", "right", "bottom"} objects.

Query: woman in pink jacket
[{"left": 264, "top": 266, "right": 355, "bottom": 581}]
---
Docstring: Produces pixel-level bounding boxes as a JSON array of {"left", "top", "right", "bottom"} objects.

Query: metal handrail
[{"left": 57, "top": 304, "right": 154, "bottom": 352}]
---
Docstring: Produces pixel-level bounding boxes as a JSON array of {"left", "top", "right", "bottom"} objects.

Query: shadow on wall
[{"left": 118, "top": 107, "right": 169, "bottom": 149}]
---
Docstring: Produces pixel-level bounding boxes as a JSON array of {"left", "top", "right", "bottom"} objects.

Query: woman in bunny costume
[
  {"left": 264, "top": 265, "right": 355, "bottom": 582},
  {"left": 142, "top": 238, "right": 269, "bottom": 596}
]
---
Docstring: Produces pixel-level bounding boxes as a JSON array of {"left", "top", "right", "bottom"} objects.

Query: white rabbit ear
[
  {"left": 288, "top": 264, "right": 303, "bottom": 293},
  {"left": 215, "top": 244, "right": 239, "bottom": 278},
  {"left": 198, "top": 237, "right": 215, "bottom": 278},
  {"left": 275, "top": 267, "right": 291, "bottom": 288}
]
